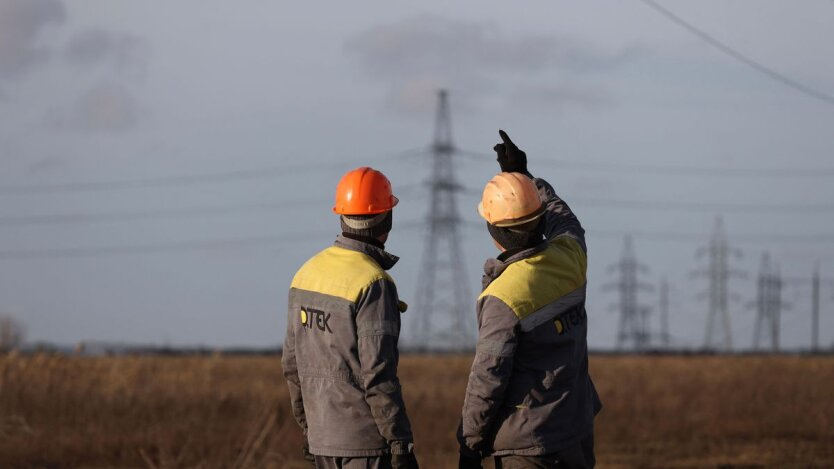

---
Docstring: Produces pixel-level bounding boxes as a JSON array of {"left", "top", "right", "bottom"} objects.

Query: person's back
[
  {"left": 459, "top": 131, "right": 601, "bottom": 469},
  {"left": 477, "top": 233, "right": 597, "bottom": 454},
  {"left": 282, "top": 167, "right": 419, "bottom": 469}
]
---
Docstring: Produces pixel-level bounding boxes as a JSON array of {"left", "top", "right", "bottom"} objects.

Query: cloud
[
  {"left": 47, "top": 82, "right": 139, "bottom": 132},
  {"left": 345, "top": 15, "right": 639, "bottom": 115},
  {"left": 65, "top": 28, "right": 149, "bottom": 82},
  {"left": 0, "top": 0, "right": 66, "bottom": 79},
  {"left": 509, "top": 82, "right": 614, "bottom": 111}
]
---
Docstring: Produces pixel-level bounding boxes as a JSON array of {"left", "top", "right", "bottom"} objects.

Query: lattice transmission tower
[
  {"left": 693, "top": 217, "right": 744, "bottom": 352},
  {"left": 750, "top": 252, "right": 788, "bottom": 352},
  {"left": 412, "top": 90, "right": 474, "bottom": 351},
  {"left": 604, "top": 236, "right": 653, "bottom": 351}
]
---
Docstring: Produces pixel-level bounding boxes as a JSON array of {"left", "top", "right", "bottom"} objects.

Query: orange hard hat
[
  {"left": 333, "top": 167, "right": 399, "bottom": 215},
  {"left": 477, "top": 172, "right": 544, "bottom": 227}
]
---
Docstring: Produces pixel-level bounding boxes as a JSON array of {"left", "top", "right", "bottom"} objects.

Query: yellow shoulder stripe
[
  {"left": 291, "top": 246, "right": 393, "bottom": 303},
  {"left": 479, "top": 236, "right": 587, "bottom": 320}
]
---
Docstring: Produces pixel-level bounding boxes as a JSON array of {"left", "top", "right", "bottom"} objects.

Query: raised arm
[
  {"left": 493, "top": 129, "right": 585, "bottom": 250},
  {"left": 535, "top": 177, "right": 585, "bottom": 250}
]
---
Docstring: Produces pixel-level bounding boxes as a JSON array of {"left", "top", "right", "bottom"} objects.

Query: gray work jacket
[
  {"left": 460, "top": 177, "right": 602, "bottom": 456},
  {"left": 282, "top": 235, "right": 414, "bottom": 457}
]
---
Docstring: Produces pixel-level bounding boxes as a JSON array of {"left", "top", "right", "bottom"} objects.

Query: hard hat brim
[
  {"left": 332, "top": 195, "right": 398, "bottom": 215},
  {"left": 479, "top": 201, "right": 546, "bottom": 228}
]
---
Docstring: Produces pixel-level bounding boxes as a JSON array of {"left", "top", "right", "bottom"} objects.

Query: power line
[
  {"left": 6, "top": 193, "right": 818, "bottom": 228},
  {"left": 0, "top": 217, "right": 440, "bottom": 260},
  {"left": 459, "top": 150, "right": 834, "bottom": 178},
  {"left": 0, "top": 150, "right": 423, "bottom": 196},
  {"left": 458, "top": 184, "right": 834, "bottom": 213},
  {"left": 0, "top": 200, "right": 328, "bottom": 226},
  {"left": 541, "top": 158, "right": 834, "bottom": 177},
  {"left": 0, "top": 182, "right": 430, "bottom": 227},
  {"left": 638, "top": 0, "right": 834, "bottom": 106},
  {"left": 589, "top": 230, "right": 834, "bottom": 243},
  {"left": 571, "top": 197, "right": 834, "bottom": 213},
  {"left": 0, "top": 232, "right": 328, "bottom": 260}
]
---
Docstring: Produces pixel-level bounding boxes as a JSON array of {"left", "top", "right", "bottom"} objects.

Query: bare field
[{"left": 0, "top": 354, "right": 832, "bottom": 468}]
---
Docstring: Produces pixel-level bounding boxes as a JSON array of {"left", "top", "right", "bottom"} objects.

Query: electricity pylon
[
  {"left": 783, "top": 263, "right": 834, "bottom": 353},
  {"left": 750, "top": 252, "right": 788, "bottom": 352},
  {"left": 604, "top": 236, "right": 653, "bottom": 351},
  {"left": 658, "top": 277, "right": 672, "bottom": 348},
  {"left": 693, "top": 217, "right": 744, "bottom": 352},
  {"left": 0, "top": 314, "right": 24, "bottom": 351},
  {"left": 412, "top": 90, "right": 473, "bottom": 351}
]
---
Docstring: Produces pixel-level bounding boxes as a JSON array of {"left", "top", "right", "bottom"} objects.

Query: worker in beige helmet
[
  {"left": 283, "top": 167, "right": 419, "bottom": 469},
  {"left": 458, "top": 131, "right": 602, "bottom": 469}
]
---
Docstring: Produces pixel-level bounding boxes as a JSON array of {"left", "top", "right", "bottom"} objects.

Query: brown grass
[{"left": 0, "top": 353, "right": 832, "bottom": 468}]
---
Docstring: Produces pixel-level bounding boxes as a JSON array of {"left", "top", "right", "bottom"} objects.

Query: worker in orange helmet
[
  {"left": 458, "top": 131, "right": 602, "bottom": 469},
  {"left": 283, "top": 167, "right": 419, "bottom": 469}
]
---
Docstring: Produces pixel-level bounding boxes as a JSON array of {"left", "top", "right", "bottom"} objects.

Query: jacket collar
[
  {"left": 334, "top": 235, "right": 399, "bottom": 271},
  {"left": 482, "top": 240, "right": 549, "bottom": 288}
]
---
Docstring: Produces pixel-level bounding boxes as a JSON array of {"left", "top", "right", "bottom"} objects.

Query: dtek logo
[
  {"left": 300, "top": 307, "right": 332, "bottom": 334},
  {"left": 554, "top": 307, "right": 587, "bottom": 335}
]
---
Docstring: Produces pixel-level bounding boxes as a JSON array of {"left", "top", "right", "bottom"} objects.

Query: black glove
[
  {"left": 458, "top": 450, "right": 483, "bottom": 469},
  {"left": 493, "top": 129, "right": 531, "bottom": 177},
  {"left": 392, "top": 452, "right": 419, "bottom": 469},
  {"left": 302, "top": 436, "right": 315, "bottom": 466}
]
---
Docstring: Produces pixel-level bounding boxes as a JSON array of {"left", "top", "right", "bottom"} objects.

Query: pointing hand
[{"left": 493, "top": 129, "right": 530, "bottom": 177}]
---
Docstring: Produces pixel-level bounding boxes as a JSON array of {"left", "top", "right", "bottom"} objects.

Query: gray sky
[{"left": 1, "top": 0, "right": 833, "bottom": 350}]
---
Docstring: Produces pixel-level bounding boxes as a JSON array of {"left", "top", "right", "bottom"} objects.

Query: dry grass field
[{"left": 0, "top": 353, "right": 832, "bottom": 468}]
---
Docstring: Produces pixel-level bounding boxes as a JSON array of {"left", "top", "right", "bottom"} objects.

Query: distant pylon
[
  {"left": 812, "top": 264, "right": 820, "bottom": 352},
  {"left": 693, "top": 217, "right": 743, "bottom": 352},
  {"left": 0, "top": 313, "right": 24, "bottom": 351},
  {"left": 782, "top": 263, "right": 834, "bottom": 352},
  {"left": 751, "top": 252, "right": 787, "bottom": 352},
  {"left": 658, "top": 277, "right": 671, "bottom": 348},
  {"left": 604, "top": 236, "right": 653, "bottom": 351},
  {"left": 412, "top": 90, "right": 473, "bottom": 351}
]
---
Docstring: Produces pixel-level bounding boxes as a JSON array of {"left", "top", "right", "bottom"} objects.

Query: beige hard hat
[{"left": 477, "top": 172, "right": 545, "bottom": 227}]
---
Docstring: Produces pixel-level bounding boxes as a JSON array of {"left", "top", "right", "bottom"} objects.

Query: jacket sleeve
[
  {"left": 281, "top": 298, "right": 307, "bottom": 433},
  {"left": 534, "top": 177, "right": 586, "bottom": 252},
  {"left": 459, "top": 295, "right": 519, "bottom": 453},
  {"left": 356, "top": 278, "right": 414, "bottom": 455}
]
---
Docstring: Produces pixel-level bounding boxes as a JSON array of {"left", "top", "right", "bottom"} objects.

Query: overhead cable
[
  {"left": 0, "top": 149, "right": 424, "bottom": 196},
  {"left": 571, "top": 197, "right": 834, "bottom": 213},
  {"left": 0, "top": 200, "right": 327, "bottom": 226},
  {"left": 0, "top": 232, "right": 328, "bottom": 260},
  {"left": 590, "top": 229, "right": 834, "bottom": 243},
  {"left": 638, "top": 0, "right": 834, "bottom": 106},
  {"left": 3, "top": 224, "right": 834, "bottom": 260},
  {"left": 456, "top": 149, "right": 834, "bottom": 177}
]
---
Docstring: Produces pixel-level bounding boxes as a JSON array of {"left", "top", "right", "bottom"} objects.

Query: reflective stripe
[
  {"left": 357, "top": 320, "right": 399, "bottom": 338},
  {"left": 518, "top": 283, "right": 586, "bottom": 332},
  {"left": 476, "top": 338, "right": 516, "bottom": 357}
]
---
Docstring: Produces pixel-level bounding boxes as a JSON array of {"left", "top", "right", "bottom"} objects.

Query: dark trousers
[
  {"left": 314, "top": 455, "right": 392, "bottom": 469},
  {"left": 494, "top": 434, "right": 595, "bottom": 469}
]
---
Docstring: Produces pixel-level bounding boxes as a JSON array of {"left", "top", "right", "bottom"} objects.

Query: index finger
[{"left": 498, "top": 129, "right": 516, "bottom": 148}]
